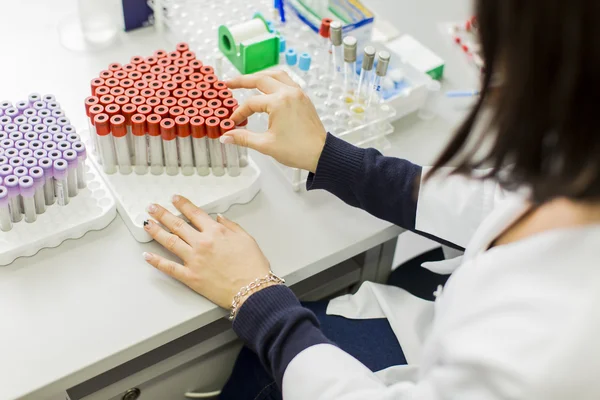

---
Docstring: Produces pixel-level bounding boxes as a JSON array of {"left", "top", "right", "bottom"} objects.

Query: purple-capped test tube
[
  {"left": 0, "top": 185, "right": 11, "bottom": 231},
  {"left": 24, "top": 131, "right": 38, "bottom": 141},
  {"left": 16, "top": 101, "right": 29, "bottom": 113},
  {"left": 33, "top": 149, "right": 47, "bottom": 159},
  {"left": 43, "top": 141, "right": 57, "bottom": 152},
  {"left": 66, "top": 133, "right": 80, "bottom": 143},
  {"left": 39, "top": 133, "right": 52, "bottom": 143},
  {"left": 28, "top": 116, "right": 42, "bottom": 125},
  {"left": 10, "top": 132, "right": 23, "bottom": 142},
  {"left": 43, "top": 94, "right": 56, "bottom": 103},
  {"left": 29, "top": 166, "right": 46, "bottom": 214},
  {"left": 14, "top": 166, "right": 28, "bottom": 179},
  {"left": 63, "top": 149, "right": 78, "bottom": 197},
  {"left": 9, "top": 157, "right": 24, "bottom": 168},
  {"left": 14, "top": 116, "right": 27, "bottom": 125},
  {"left": 53, "top": 159, "right": 69, "bottom": 206},
  {"left": 57, "top": 117, "right": 70, "bottom": 127},
  {"left": 33, "top": 101, "right": 45, "bottom": 111},
  {"left": 48, "top": 150, "right": 62, "bottom": 162},
  {"left": 57, "top": 141, "right": 71, "bottom": 152},
  {"left": 4, "top": 123, "right": 17, "bottom": 133},
  {"left": 5, "top": 148, "right": 17, "bottom": 159},
  {"left": 29, "top": 140, "right": 42, "bottom": 151},
  {"left": 5, "top": 107, "right": 19, "bottom": 118},
  {"left": 28, "top": 93, "right": 41, "bottom": 105},
  {"left": 0, "top": 116, "right": 11, "bottom": 126},
  {"left": 0, "top": 100, "right": 12, "bottom": 110},
  {"left": 62, "top": 125, "right": 76, "bottom": 135},
  {"left": 46, "top": 101, "right": 60, "bottom": 110},
  {"left": 24, "top": 108, "right": 37, "bottom": 119},
  {"left": 3, "top": 174, "right": 22, "bottom": 222},
  {"left": 38, "top": 158, "right": 54, "bottom": 205},
  {"left": 52, "top": 109, "right": 65, "bottom": 118},
  {"left": 19, "top": 149, "right": 34, "bottom": 159},
  {"left": 72, "top": 141, "right": 87, "bottom": 189},
  {"left": 19, "top": 176, "right": 36, "bottom": 223},
  {"left": 15, "top": 140, "right": 29, "bottom": 151},
  {"left": 23, "top": 157, "right": 37, "bottom": 170},
  {"left": 48, "top": 125, "right": 61, "bottom": 136},
  {"left": 1, "top": 139, "right": 14, "bottom": 149},
  {"left": 43, "top": 117, "right": 57, "bottom": 126},
  {"left": 18, "top": 123, "right": 33, "bottom": 133},
  {"left": 37, "top": 109, "right": 50, "bottom": 118},
  {"left": 34, "top": 124, "right": 47, "bottom": 134}
]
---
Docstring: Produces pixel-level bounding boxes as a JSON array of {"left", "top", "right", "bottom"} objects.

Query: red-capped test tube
[
  {"left": 235, "top": 111, "right": 249, "bottom": 167},
  {"left": 206, "top": 117, "right": 224, "bottom": 176},
  {"left": 160, "top": 118, "right": 178, "bottom": 176},
  {"left": 94, "top": 114, "right": 117, "bottom": 174},
  {"left": 220, "top": 119, "right": 240, "bottom": 177},
  {"left": 85, "top": 96, "right": 99, "bottom": 154},
  {"left": 111, "top": 115, "right": 132, "bottom": 174},
  {"left": 147, "top": 114, "right": 164, "bottom": 175},
  {"left": 175, "top": 116, "right": 194, "bottom": 176},
  {"left": 131, "top": 114, "right": 148, "bottom": 175},
  {"left": 190, "top": 116, "right": 209, "bottom": 176}
]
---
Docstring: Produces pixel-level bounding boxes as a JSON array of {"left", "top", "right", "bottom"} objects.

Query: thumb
[{"left": 220, "top": 129, "right": 270, "bottom": 153}]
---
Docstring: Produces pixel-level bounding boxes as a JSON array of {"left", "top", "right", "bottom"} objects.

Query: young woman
[{"left": 141, "top": 1, "right": 600, "bottom": 398}]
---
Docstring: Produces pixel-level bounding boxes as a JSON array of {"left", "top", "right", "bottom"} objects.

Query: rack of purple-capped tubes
[{"left": 0, "top": 94, "right": 87, "bottom": 232}]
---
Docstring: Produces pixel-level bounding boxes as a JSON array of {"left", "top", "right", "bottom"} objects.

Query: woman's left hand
[{"left": 142, "top": 195, "right": 272, "bottom": 309}]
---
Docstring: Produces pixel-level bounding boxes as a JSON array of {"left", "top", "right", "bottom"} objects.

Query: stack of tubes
[
  {"left": 85, "top": 42, "right": 248, "bottom": 178},
  {"left": 0, "top": 94, "right": 87, "bottom": 232}
]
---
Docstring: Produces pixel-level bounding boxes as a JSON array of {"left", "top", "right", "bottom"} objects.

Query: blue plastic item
[
  {"left": 280, "top": 37, "right": 287, "bottom": 53},
  {"left": 298, "top": 52, "right": 311, "bottom": 71},
  {"left": 285, "top": 48, "right": 298, "bottom": 66}
]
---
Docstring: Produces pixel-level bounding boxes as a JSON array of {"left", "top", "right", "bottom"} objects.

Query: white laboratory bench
[{"left": 0, "top": 0, "right": 475, "bottom": 399}]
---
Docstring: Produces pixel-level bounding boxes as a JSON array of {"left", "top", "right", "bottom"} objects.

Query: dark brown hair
[{"left": 430, "top": 1, "right": 600, "bottom": 202}]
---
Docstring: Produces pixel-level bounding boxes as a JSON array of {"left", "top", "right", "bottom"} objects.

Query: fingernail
[
  {"left": 147, "top": 204, "right": 157, "bottom": 213},
  {"left": 219, "top": 135, "right": 234, "bottom": 144},
  {"left": 172, "top": 195, "right": 180, "bottom": 203},
  {"left": 217, "top": 213, "right": 226, "bottom": 221},
  {"left": 142, "top": 252, "right": 152, "bottom": 260},
  {"left": 144, "top": 220, "right": 152, "bottom": 230}
]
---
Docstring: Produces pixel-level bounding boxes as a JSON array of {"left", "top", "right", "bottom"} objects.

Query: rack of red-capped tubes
[{"left": 85, "top": 42, "right": 247, "bottom": 177}]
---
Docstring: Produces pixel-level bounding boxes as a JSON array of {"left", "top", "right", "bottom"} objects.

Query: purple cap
[
  {"left": 14, "top": 166, "right": 28, "bottom": 178},
  {"left": 66, "top": 133, "right": 80, "bottom": 143},
  {"left": 18, "top": 123, "right": 33, "bottom": 133},
  {"left": 46, "top": 101, "right": 60, "bottom": 110},
  {"left": 0, "top": 185, "right": 8, "bottom": 206},
  {"left": 1, "top": 139, "right": 14, "bottom": 149},
  {"left": 28, "top": 116, "right": 42, "bottom": 125},
  {"left": 23, "top": 108, "right": 37, "bottom": 118},
  {"left": 72, "top": 141, "right": 87, "bottom": 159},
  {"left": 9, "top": 131, "right": 23, "bottom": 141},
  {"left": 39, "top": 158, "right": 53, "bottom": 177},
  {"left": 34, "top": 124, "right": 47, "bottom": 134},
  {"left": 28, "top": 93, "right": 41, "bottom": 104},
  {"left": 0, "top": 164, "right": 13, "bottom": 179},
  {"left": 33, "top": 101, "right": 45, "bottom": 111},
  {"left": 63, "top": 149, "right": 78, "bottom": 166},
  {"left": 53, "top": 133, "right": 66, "bottom": 142},
  {"left": 23, "top": 157, "right": 37, "bottom": 169},
  {"left": 19, "top": 176, "right": 35, "bottom": 197},
  {"left": 29, "top": 140, "right": 43, "bottom": 151},
  {"left": 14, "top": 116, "right": 27, "bottom": 125},
  {"left": 53, "top": 159, "right": 68, "bottom": 180},
  {"left": 43, "top": 94, "right": 56, "bottom": 103},
  {"left": 19, "top": 149, "right": 33, "bottom": 159},
  {"left": 25, "top": 131, "right": 38, "bottom": 141},
  {"left": 0, "top": 132, "right": 6, "bottom": 140},
  {"left": 5, "top": 107, "right": 19, "bottom": 118},
  {"left": 9, "top": 157, "right": 23, "bottom": 168},
  {"left": 15, "top": 140, "right": 29, "bottom": 151},
  {"left": 48, "top": 125, "right": 61, "bottom": 135},
  {"left": 33, "top": 149, "right": 47, "bottom": 159},
  {"left": 37, "top": 109, "right": 50, "bottom": 118},
  {"left": 57, "top": 141, "right": 71, "bottom": 152},
  {"left": 4, "top": 148, "right": 17, "bottom": 158},
  {"left": 0, "top": 116, "right": 11, "bottom": 126},
  {"left": 29, "top": 166, "right": 44, "bottom": 187},
  {"left": 52, "top": 109, "right": 65, "bottom": 118},
  {"left": 48, "top": 150, "right": 62, "bottom": 161},
  {"left": 0, "top": 156, "right": 7, "bottom": 165},
  {"left": 0, "top": 100, "right": 12, "bottom": 110},
  {"left": 57, "top": 117, "right": 70, "bottom": 126},
  {"left": 4, "top": 124, "right": 17, "bottom": 133},
  {"left": 43, "top": 142, "right": 57, "bottom": 152},
  {"left": 4, "top": 175, "right": 19, "bottom": 198},
  {"left": 43, "top": 117, "right": 57, "bottom": 126},
  {"left": 39, "top": 133, "right": 52, "bottom": 143},
  {"left": 16, "top": 101, "right": 29, "bottom": 112},
  {"left": 62, "top": 125, "right": 76, "bottom": 135}
]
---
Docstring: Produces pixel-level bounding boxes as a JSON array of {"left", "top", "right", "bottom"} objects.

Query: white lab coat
[{"left": 282, "top": 167, "right": 600, "bottom": 399}]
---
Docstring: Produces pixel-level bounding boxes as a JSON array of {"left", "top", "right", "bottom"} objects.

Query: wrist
[
  {"left": 237, "top": 281, "right": 281, "bottom": 309},
  {"left": 229, "top": 272, "right": 286, "bottom": 321},
  {"left": 308, "top": 131, "right": 327, "bottom": 173}
]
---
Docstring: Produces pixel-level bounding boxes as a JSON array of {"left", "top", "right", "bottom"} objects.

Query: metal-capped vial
[
  {"left": 362, "top": 46, "right": 376, "bottom": 70},
  {"left": 376, "top": 51, "right": 391, "bottom": 77},
  {"left": 343, "top": 36, "right": 358, "bottom": 63},
  {"left": 330, "top": 21, "right": 343, "bottom": 46}
]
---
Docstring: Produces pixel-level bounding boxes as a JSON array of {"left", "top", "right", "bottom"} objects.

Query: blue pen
[
  {"left": 446, "top": 90, "right": 480, "bottom": 98},
  {"left": 274, "top": 0, "right": 286, "bottom": 23}
]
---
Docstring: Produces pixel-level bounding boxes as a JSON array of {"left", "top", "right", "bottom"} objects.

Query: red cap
[
  {"left": 176, "top": 42, "right": 189, "bottom": 52},
  {"left": 110, "top": 115, "right": 127, "bottom": 137},
  {"left": 184, "top": 107, "right": 198, "bottom": 117},
  {"left": 96, "top": 86, "right": 110, "bottom": 96},
  {"left": 149, "top": 80, "right": 163, "bottom": 90},
  {"left": 189, "top": 60, "right": 203, "bottom": 72},
  {"left": 180, "top": 66, "right": 194, "bottom": 77},
  {"left": 165, "top": 65, "right": 179, "bottom": 75},
  {"left": 182, "top": 51, "right": 196, "bottom": 61},
  {"left": 162, "top": 97, "right": 177, "bottom": 108},
  {"left": 141, "top": 88, "right": 156, "bottom": 98},
  {"left": 142, "top": 73, "right": 156, "bottom": 82},
  {"left": 174, "top": 58, "right": 188, "bottom": 68},
  {"left": 223, "top": 98, "right": 238, "bottom": 113},
  {"left": 147, "top": 114, "right": 162, "bottom": 136},
  {"left": 89, "top": 104, "right": 104, "bottom": 125},
  {"left": 172, "top": 74, "right": 186, "bottom": 85},
  {"left": 120, "top": 79, "right": 134, "bottom": 88},
  {"left": 158, "top": 73, "right": 172, "bottom": 83},
  {"left": 156, "top": 89, "right": 170, "bottom": 99},
  {"left": 109, "top": 62, "right": 122, "bottom": 71},
  {"left": 199, "top": 107, "right": 214, "bottom": 118},
  {"left": 85, "top": 96, "right": 99, "bottom": 116},
  {"left": 100, "top": 95, "right": 115, "bottom": 106},
  {"left": 131, "top": 56, "right": 144, "bottom": 65},
  {"left": 213, "top": 81, "right": 227, "bottom": 91},
  {"left": 123, "top": 63, "right": 136, "bottom": 72},
  {"left": 122, "top": 104, "right": 137, "bottom": 124},
  {"left": 169, "top": 106, "right": 184, "bottom": 119},
  {"left": 203, "top": 74, "right": 218, "bottom": 84},
  {"left": 131, "top": 113, "right": 147, "bottom": 136},
  {"left": 154, "top": 49, "right": 168, "bottom": 59},
  {"left": 175, "top": 115, "right": 190, "bottom": 138},
  {"left": 137, "top": 104, "right": 152, "bottom": 116},
  {"left": 154, "top": 105, "right": 169, "bottom": 118},
  {"left": 182, "top": 81, "right": 196, "bottom": 91},
  {"left": 193, "top": 99, "right": 207, "bottom": 109},
  {"left": 190, "top": 73, "right": 204, "bottom": 83},
  {"left": 91, "top": 78, "right": 105, "bottom": 95},
  {"left": 206, "top": 116, "right": 221, "bottom": 139},
  {"left": 217, "top": 89, "right": 233, "bottom": 100},
  {"left": 128, "top": 71, "right": 142, "bottom": 81},
  {"left": 147, "top": 97, "right": 161, "bottom": 107},
  {"left": 151, "top": 65, "right": 164, "bottom": 75},
  {"left": 160, "top": 118, "right": 176, "bottom": 140},
  {"left": 178, "top": 98, "right": 192, "bottom": 108},
  {"left": 196, "top": 82, "right": 211, "bottom": 92},
  {"left": 131, "top": 96, "right": 146, "bottom": 106},
  {"left": 95, "top": 113, "right": 111, "bottom": 135},
  {"left": 157, "top": 58, "right": 172, "bottom": 67},
  {"left": 190, "top": 116, "right": 206, "bottom": 138},
  {"left": 125, "top": 88, "right": 139, "bottom": 97},
  {"left": 200, "top": 65, "right": 214, "bottom": 75},
  {"left": 100, "top": 70, "right": 113, "bottom": 79},
  {"left": 220, "top": 118, "right": 235, "bottom": 135},
  {"left": 115, "top": 95, "right": 130, "bottom": 106},
  {"left": 110, "top": 86, "right": 125, "bottom": 96},
  {"left": 114, "top": 70, "right": 128, "bottom": 80},
  {"left": 203, "top": 89, "right": 218, "bottom": 100},
  {"left": 163, "top": 81, "right": 177, "bottom": 92},
  {"left": 232, "top": 105, "right": 248, "bottom": 127},
  {"left": 208, "top": 99, "right": 222, "bottom": 109},
  {"left": 134, "top": 80, "right": 148, "bottom": 90},
  {"left": 214, "top": 107, "right": 229, "bottom": 119},
  {"left": 105, "top": 78, "right": 120, "bottom": 88},
  {"left": 169, "top": 51, "right": 181, "bottom": 60},
  {"left": 187, "top": 89, "right": 202, "bottom": 100},
  {"left": 145, "top": 56, "right": 158, "bottom": 66},
  {"left": 319, "top": 18, "right": 333, "bottom": 38},
  {"left": 173, "top": 88, "right": 187, "bottom": 99},
  {"left": 105, "top": 104, "right": 121, "bottom": 117}
]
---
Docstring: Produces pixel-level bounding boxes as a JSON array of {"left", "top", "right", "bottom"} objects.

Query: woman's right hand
[{"left": 223, "top": 71, "right": 327, "bottom": 173}]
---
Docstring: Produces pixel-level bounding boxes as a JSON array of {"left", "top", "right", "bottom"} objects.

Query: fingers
[
  {"left": 230, "top": 94, "right": 276, "bottom": 125},
  {"left": 219, "top": 128, "right": 270, "bottom": 153},
  {"left": 224, "top": 74, "right": 287, "bottom": 94},
  {"left": 147, "top": 203, "right": 198, "bottom": 244},
  {"left": 171, "top": 195, "right": 216, "bottom": 232},
  {"left": 143, "top": 252, "right": 190, "bottom": 283},
  {"left": 144, "top": 220, "right": 192, "bottom": 259},
  {"left": 253, "top": 70, "right": 301, "bottom": 88},
  {"left": 216, "top": 214, "right": 244, "bottom": 233}
]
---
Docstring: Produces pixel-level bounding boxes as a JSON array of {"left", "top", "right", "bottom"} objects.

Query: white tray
[
  {"left": 89, "top": 153, "right": 261, "bottom": 242},
  {"left": 0, "top": 161, "right": 117, "bottom": 266}
]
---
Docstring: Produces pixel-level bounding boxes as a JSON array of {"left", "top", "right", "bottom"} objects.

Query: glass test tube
[
  {"left": 235, "top": 116, "right": 249, "bottom": 167},
  {"left": 147, "top": 115, "right": 164, "bottom": 175},
  {"left": 355, "top": 46, "right": 376, "bottom": 102},
  {"left": 131, "top": 114, "right": 148, "bottom": 175},
  {"left": 19, "top": 176, "right": 36, "bottom": 223},
  {"left": 0, "top": 186, "right": 11, "bottom": 231},
  {"left": 38, "top": 158, "right": 55, "bottom": 205},
  {"left": 318, "top": 18, "right": 332, "bottom": 76},
  {"left": 343, "top": 36, "right": 358, "bottom": 102},
  {"left": 111, "top": 115, "right": 132, "bottom": 175},
  {"left": 175, "top": 116, "right": 194, "bottom": 176},
  {"left": 72, "top": 141, "right": 87, "bottom": 189},
  {"left": 4, "top": 174, "right": 22, "bottom": 222},
  {"left": 94, "top": 113, "right": 117, "bottom": 174},
  {"left": 367, "top": 51, "right": 391, "bottom": 109},
  {"left": 298, "top": 53, "right": 312, "bottom": 88},
  {"left": 160, "top": 118, "right": 178, "bottom": 176},
  {"left": 190, "top": 116, "right": 210, "bottom": 176},
  {"left": 89, "top": 105, "right": 105, "bottom": 164},
  {"left": 122, "top": 104, "right": 137, "bottom": 159},
  {"left": 220, "top": 119, "right": 239, "bottom": 177},
  {"left": 206, "top": 117, "right": 224, "bottom": 176},
  {"left": 29, "top": 166, "right": 46, "bottom": 214},
  {"left": 53, "top": 159, "right": 69, "bottom": 206},
  {"left": 63, "top": 149, "right": 79, "bottom": 196}
]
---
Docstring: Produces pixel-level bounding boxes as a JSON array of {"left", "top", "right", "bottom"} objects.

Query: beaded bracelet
[{"left": 229, "top": 271, "right": 285, "bottom": 321}]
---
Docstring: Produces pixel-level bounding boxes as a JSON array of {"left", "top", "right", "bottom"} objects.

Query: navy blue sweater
[{"left": 232, "top": 133, "right": 449, "bottom": 388}]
